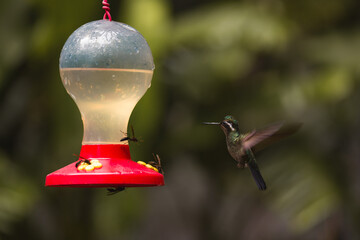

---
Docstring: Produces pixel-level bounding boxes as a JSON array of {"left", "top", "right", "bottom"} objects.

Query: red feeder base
[{"left": 45, "top": 144, "right": 164, "bottom": 187}]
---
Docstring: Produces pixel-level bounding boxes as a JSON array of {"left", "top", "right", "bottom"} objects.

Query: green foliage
[
  {"left": 0, "top": 151, "right": 38, "bottom": 234},
  {"left": 1, "top": 0, "right": 360, "bottom": 239}
]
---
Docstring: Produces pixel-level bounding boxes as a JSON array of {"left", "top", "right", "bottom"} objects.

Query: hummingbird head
[
  {"left": 220, "top": 115, "right": 239, "bottom": 134},
  {"left": 203, "top": 115, "right": 239, "bottom": 135}
]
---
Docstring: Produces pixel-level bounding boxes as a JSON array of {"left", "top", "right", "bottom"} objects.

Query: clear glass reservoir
[{"left": 59, "top": 20, "right": 154, "bottom": 145}]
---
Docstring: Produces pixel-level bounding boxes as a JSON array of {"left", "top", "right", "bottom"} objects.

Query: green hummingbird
[{"left": 204, "top": 115, "right": 300, "bottom": 191}]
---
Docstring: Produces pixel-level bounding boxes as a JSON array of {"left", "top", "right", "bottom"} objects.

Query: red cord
[{"left": 102, "top": 0, "right": 112, "bottom": 21}]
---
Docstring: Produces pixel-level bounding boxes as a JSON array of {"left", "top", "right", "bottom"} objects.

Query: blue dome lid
[{"left": 60, "top": 20, "right": 154, "bottom": 70}]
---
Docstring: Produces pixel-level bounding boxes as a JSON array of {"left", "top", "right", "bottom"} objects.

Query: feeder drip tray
[{"left": 45, "top": 144, "right": 164, "bottom": 187}]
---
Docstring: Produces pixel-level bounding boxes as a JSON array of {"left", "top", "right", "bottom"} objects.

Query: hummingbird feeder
[{"left": 45, "top": 1, "right": 164, "bottom": 188}]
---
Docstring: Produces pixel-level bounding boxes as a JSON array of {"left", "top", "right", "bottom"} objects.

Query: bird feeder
[{"left": 45, "top": 2, "right": 164, "bottom": 188}]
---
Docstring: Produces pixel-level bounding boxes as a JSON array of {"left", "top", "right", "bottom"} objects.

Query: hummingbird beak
[{"left": 203, "top": 122, "right": 221, "bottom": 125}]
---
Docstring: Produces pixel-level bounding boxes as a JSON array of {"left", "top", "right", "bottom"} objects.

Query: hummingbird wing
[
  {"left": 252, "top": 122, "right": 302, "bottom": 153},
  {"left": 242, "top": 122, "right": 284, "bottom": 150}
]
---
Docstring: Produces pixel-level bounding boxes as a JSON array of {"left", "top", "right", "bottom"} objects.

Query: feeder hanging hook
[{"left": 102, "top": 0, "right": 112, "bottom": 21}]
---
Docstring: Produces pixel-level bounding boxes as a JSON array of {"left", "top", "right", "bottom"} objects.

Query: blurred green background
[{"left": 1, "top": 0, "right": 360, "bottom": 239}]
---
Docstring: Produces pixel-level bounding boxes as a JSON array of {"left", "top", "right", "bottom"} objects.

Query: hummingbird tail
[{"left": 247, "top": 158, "right": 267, "bottom": 191}]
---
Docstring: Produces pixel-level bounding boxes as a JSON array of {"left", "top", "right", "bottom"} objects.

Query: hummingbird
[{"left": 204, "top": 115, "right": 300, "bottom": 191}]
